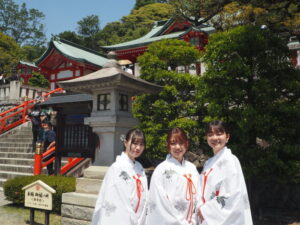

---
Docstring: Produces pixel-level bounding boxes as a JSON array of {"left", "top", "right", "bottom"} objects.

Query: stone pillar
[
  {"left": 85, "top": 117, "right": 137, "bottom": 166},
  {"left": 9, "top": 81, "right": 21, "bottom": 102}
]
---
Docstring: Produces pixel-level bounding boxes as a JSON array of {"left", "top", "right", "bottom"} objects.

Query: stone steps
[
  {"left": 0, "top": 146, "right": 33, "bottom": 153},
  {"left": 0, "top": 170, "right": 32, "bottom": 179},
  {"left": 1, "top": 142, "right": 33, "bottom": 147},
  {"left": 0, "top": 158, "right": 34, "bottom": 166},
  {"left": 0, "top": 152, "right": 34, "bottom": 159},
  {"left": 0, "top": 122, "right": 36, "bottom": 187},
  {"left": 4, "top": 138, "right": 34, "bottom": 142},
  {"left": 0, "top": 164, "right": 34, "bottom": 173},
  {"left": 61, "top": 166, "right": 108, "bottom": 225}
]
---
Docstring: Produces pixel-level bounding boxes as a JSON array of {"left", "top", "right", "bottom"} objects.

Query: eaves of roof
[
  {"left": 19, "top": 61, "right": 38, "bottom": 68},
  {"left": 101, "top": 21, "right": 215, "bottom": 51},
  {"left": 35, "top": 39, "right": 109, "bottom": 68},
  {"left": 38, "top": 93, "right": 92, "bottom": 106}
]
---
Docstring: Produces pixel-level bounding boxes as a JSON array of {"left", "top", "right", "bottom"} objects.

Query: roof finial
[{"left": 103, "top": 51, "right": 121, "bottom": 68}]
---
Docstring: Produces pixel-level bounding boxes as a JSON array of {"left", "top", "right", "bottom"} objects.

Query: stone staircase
[
  {"left": 61, "top": 166, "right": 108, "bottom": 225},
  {"left": 0, "top": 122, "right": 35, "bottom": 188}
]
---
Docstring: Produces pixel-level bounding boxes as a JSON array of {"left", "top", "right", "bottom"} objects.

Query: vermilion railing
[
  {"left": 34, "top": 146, "right": 84, "bottom": 175},
  {"left": 0, "top": 88, "right": 63, "bottom": 134}
]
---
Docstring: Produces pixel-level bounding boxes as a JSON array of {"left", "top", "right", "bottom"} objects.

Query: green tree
[
  {"left": 134, "top": 39, "right": 202, "bottom": 159},
  {"left": 169, "top": 0, "right": 232, "bottom": 26},
  {"left": 77, "top": 15, "right": 100, "bottom": 37},
  {"left": 0, "top": 0, "right": 46, "bottom": 46},
  {"left": 0, "top": 32, "right": 23, "bottom": 77},
  {"left": 57, "top": 31, "right": 83, "bottom": 46},
  {"left": 168, "top": 0, "right": 300, "bottom": 34},
  {"left": 22, "top": 45, "right": 46, "bottom": 61},
  {"left": 77, "top": 15, "right": 101, "bottom": 50},
  {"left": 98, "top": 3, "right": 174, "bottom": 46},
  {"left": 198, "top": 25, "right": 300, "bottom": 182},
  {"left": 133, "top": 0, "right": 168, "bottom": 10},
  {"left": 134, "top": 0, "right": 156, "bottom": 10},
  {"left": 27, "top": 71, "right": 49, "bottom": 88}
]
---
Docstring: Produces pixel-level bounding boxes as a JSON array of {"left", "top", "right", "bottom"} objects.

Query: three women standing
[{"left": 91, "top": 123, "right": 252, "bottom": 225}]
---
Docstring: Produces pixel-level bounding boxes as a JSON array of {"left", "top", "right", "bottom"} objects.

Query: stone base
[{"left": 61, "top": 166, "right": 108, "bottom": 225}]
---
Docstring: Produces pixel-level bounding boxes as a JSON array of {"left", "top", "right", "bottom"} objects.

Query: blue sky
[{"left": 14, "top": 0, "right": 135, "bottom": 41}]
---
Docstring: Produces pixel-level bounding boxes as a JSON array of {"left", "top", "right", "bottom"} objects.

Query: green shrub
[{"left": 3, "top": 175, "right": 76, "bottom": 214}]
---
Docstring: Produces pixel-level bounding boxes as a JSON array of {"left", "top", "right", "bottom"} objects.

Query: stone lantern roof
[{"left": 58, "top": 66, "right": 162, "bottom": 95}]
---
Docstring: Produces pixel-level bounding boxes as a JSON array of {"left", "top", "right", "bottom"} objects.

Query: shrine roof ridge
[
  {"left": 101, "top": 18, "right": 215, "bottom": 51},
  {"left": 35, "top": 37, "right": 109, "bottom": 67}
]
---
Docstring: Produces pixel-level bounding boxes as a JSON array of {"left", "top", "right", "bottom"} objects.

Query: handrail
[
  {"left": 60, "top": 157, "right": 85, "bottom": 175},
  {"left": 0, "top": 88, "right": 63, "bottom": 134},
  {"left": 34, "top": 145, "right": 85, "bottom": 176}
]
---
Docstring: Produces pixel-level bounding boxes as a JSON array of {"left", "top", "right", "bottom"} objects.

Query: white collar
[{"left": 166, "top": 154, "right": 186, "bottom": 166}]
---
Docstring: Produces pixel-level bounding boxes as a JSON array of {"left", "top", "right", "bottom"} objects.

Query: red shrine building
[
  {"left": 18, "top": 19, "right": 300, "bottom": 89},
  {"left": 18, "top": 38, "right": 109, "bottom": 90},
  {"left": 101, "top": 19, "right": 213, "bottom": 64}
]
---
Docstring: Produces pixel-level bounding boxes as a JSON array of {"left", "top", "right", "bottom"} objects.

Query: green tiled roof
[
  {"left": 102, "top": 19, "right": 215, "bottom": 51},
  {"left": 36, "top": 38, "right": 109, "bottom": 67}
]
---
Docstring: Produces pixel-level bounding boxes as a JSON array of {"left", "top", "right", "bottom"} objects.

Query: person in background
[
  {"left": 91, "top": 128, "right": 147, "bottom": 225},
  {"left": 125, "top": 64, "right": 133, "bottom": 74},
  {"left": 41, "top": 122, "right": 56, "bottom": 175},
  {"left": 0, "top": 74, "right": 6, "bottom": 85},
  {"left": 34, "top": 91, "right": 45, "bottom": 103},
  {"left": 197, "top": 120, "right": 253, "bottom": 225},
  {"left": 146, "top": 127, "right": 200, "bottom": 225},
  {"left": 25, "top": 105, "right": 46, "bottom": 151}
]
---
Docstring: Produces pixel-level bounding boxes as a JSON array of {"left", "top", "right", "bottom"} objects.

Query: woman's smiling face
[
  {"left": 206, "top": 127, "right": 230, "bottom": 155},
  {"left": 168, "top": 137, "right": 187, "bottom": 162},
  {"left": 124, "top": 138, "right": 145, "bottom": 160}
]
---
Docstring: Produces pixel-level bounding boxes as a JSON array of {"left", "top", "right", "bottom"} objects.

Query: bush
[{"left": 3, "top": 175, "right": 76, "bottom": 214}]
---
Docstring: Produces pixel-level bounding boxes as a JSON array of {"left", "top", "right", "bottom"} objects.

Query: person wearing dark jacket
[{"left": 41, "top": 122, "right": 56, "bottom": 175}]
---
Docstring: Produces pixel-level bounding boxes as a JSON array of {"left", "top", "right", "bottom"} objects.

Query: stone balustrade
[{"left": 0, "top": 81, "right": 49, "bottom": 105}]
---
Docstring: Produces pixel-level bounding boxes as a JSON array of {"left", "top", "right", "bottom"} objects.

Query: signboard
[{"left": 22, "top": 180, "right": 56, "bottom": 211}]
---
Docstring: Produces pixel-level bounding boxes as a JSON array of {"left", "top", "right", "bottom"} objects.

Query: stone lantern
[{"left": 59, "top": 64, "right": 161, "bottom": 166}]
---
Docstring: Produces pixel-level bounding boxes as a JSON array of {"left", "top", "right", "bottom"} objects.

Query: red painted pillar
[{"left": 33, "top": 142, "right": 43, "bottom": 175}]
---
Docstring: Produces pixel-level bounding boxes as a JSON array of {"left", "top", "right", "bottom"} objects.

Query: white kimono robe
[
  {"left": 91, "top": 152, "right": 148, "bottom": 225},
  {"left": 198, "top": 147, "right": 253, "bottom": 225},
  {"left": 147, "top": 154, "right": 200, "bottom": 225}
]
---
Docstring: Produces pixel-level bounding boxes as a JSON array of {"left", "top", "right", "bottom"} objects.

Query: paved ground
[{"left": 0, "top": 189, "right": 11, "bottom": 206}]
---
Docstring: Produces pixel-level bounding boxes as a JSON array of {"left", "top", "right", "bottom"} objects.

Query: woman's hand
[{"left": 197, "top": 208, "right": 204, "bottom": 223}]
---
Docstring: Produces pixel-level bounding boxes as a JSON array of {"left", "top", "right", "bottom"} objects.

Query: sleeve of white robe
[
  {"left": 147, "top": 166, "right": 191, "bottom": 225},
  {"left": 91, "top": 165, "right": 142, "bottom": 225},
  {"left": 199, "top": 156, "right": 251, "bottom": 225},
  {"left": 91, "top": 166, "right": 114, "bottom": 225}
]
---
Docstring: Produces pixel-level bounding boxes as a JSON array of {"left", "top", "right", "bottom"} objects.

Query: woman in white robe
[
  {"left": 91, "top": 129, "right": 148, "bottom": 225},
  {"left": 147, "top": 128, "right": 200, "bottom": 225},
  {"left": 198, "top": 120, "right": 253, "bottom": 225}
]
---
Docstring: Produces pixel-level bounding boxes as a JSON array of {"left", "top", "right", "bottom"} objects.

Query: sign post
[{"left": 22, "top": 180, "right": 56, "bottom": 225}]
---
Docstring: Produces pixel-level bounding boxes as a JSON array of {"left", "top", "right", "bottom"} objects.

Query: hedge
[{"left": 3, "top": 175, "right": 76, "bottom": 214}]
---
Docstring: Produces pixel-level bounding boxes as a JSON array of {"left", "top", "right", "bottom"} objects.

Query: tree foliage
[
  {"left": 21, "top": 45, "right": 46, "bottom": 62},
  {"left": 168, "top": 0, "right": 300, "bottom": 35},
  {"left": 133, "top": 0, "right": 168, "bottom": 10},
  {"left": 27, "top": 71, "right": 49, "bottom": 88},
  {"left": 198, "top": 25, "right": 300, "bottom": 182},
  {"left": 0, "top": 0, "right": 46, "bottom": 46},
  {"left": 0, "top": 32, "right": 23, "bottom": 76},
  {"left": 98, "top": 3, "right": 174, "bottom": 46},
  {"left": 134, "top": 39, "right": 202, "bottom": 159},
  {"left": 169, "top": 0, "right": 232, "bottom": 26}
]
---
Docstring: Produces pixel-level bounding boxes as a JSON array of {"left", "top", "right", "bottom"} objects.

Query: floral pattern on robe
[
  {"left": 91, "top": 152, "right": 148, "bottom": 225},
  {"left": 198, "top": 147, "right": 253, "bottom": 225},
  {"left": 146, "top": 154, "right": 200, "bottom": 225}
]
